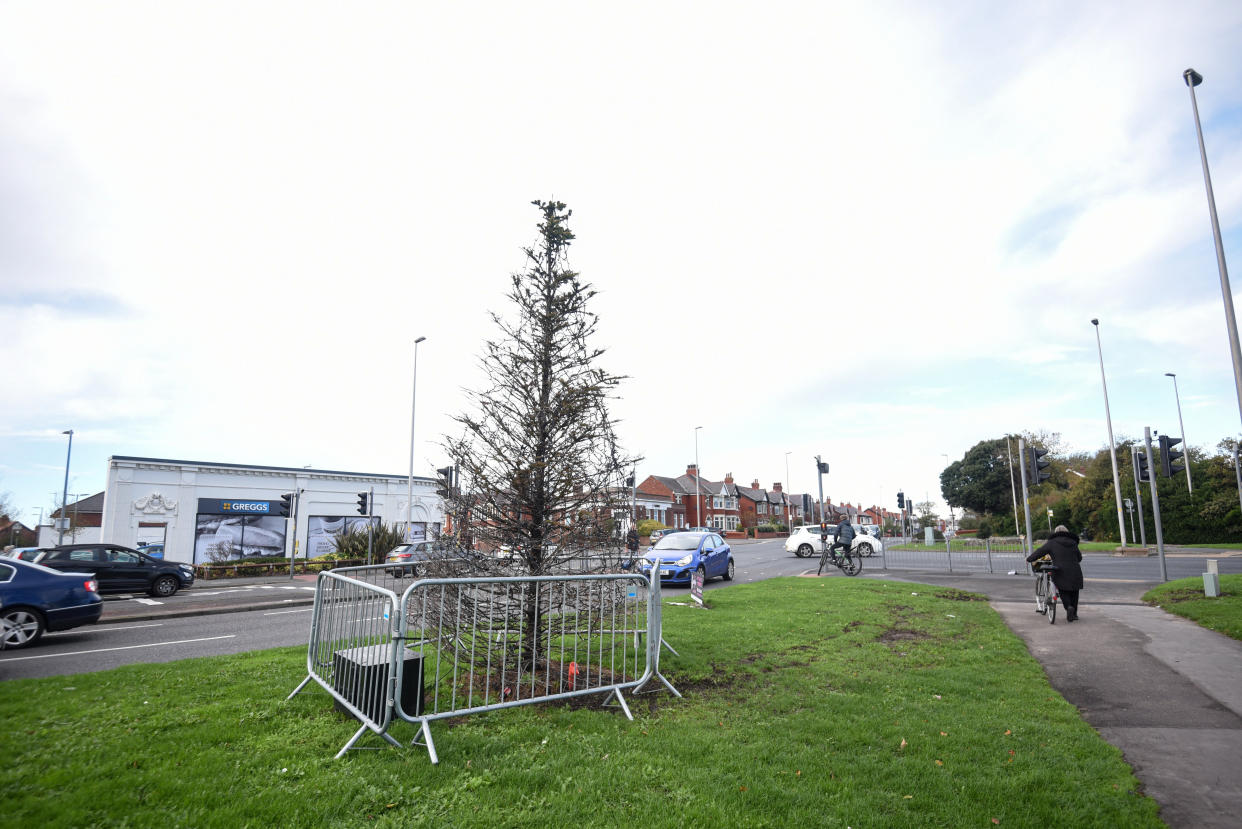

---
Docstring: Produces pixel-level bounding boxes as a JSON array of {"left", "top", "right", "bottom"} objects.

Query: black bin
[{"left": 332, "top": 645, "right": 424, "bottom": 722}]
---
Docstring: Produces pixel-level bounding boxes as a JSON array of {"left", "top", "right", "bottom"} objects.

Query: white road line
[
  {"left": 47, "top": 623, "right": 164, "bottom": 636},
  {"left": 133, "top": 598, "right": 164, "bottom": 606},
  {"left": 257, "top": 585, "right": 276, "bottom": 589},
  {"left": 0, "top": 635, "right": 236, "bottom": 662},
  {"left": 263, "top": 608, "right": 313, "bottom": 615}
]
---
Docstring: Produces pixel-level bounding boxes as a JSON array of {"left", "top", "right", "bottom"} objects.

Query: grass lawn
[
  {"left": 0, "top": 578, "right": 1160, "bottom": 828},
  {"left": 1143, "top": 573, "right": 1242, "bottom": 641}
]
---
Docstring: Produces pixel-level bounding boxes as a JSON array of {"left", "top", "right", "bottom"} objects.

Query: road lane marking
[
  {"left": 133, "top": 598, "right": 164, "bottom": 606},
  {"left": 48, "top": 623, "right": 164, "bottom": 635},
  {"left": 263, "top": 608, "right": 313, "bottom": 615},
  {"left": 0, "top": 635, "right": 236, "bottom": 662}
]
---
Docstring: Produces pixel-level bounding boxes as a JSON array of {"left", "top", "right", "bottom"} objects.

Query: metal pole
[
  {"left": 1006, "top": 436, "right": 1020, "bottom": 536},
  {"left": 407, "top": 336, "right": 426, "bottom": 542},
  {"left": 1165, "top": 373, "right": 1193, "bottom": 492},
  {"left": 57, "top": 429, "right": 73, "bottom": 545},
  {"left": 288, "top": 489, "right": 302, "bottom": 580},
  {"left": 1019, "top": 438, "right": 1034, "bottom": 558},
  {"left": 816, "top": 455, "right": 827, "bottom": 558},
  {"left": 1184, "top": 69, "right": 1242, "bottom": 430},
  {"left": 694, "top": 426, "right": 702, "bottom": 529},
  {"left": 1234, "top": 445, "right": 1242, "bottom": 517},
  {"left": 1144, "top": 427, "right": 1168, "bottom": 582},
  {"left": 1092, "top": 320, "right": 1127, "bottom": 544},
  {"left": 366, "top": 486, "right": 375, "bottom": 566},
  {"left": 1130, "top": 447, "right": 1148, "bottom": 547},
  {"left": 1124, "top": 499, "right": 1135, "bottom": 546},
  {"left": 784, "top": 451, "right": 792, "bottom": 531}
]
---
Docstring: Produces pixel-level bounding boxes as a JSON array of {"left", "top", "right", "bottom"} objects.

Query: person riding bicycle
[
  {"left": 1026, "top": 525, "right": 1084, "bottom": 622},
  {"left": 831, "top": 514, "right": 856, "bottom": 561}
]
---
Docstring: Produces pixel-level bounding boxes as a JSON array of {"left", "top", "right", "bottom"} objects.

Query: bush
[
  {"left": 331, "top": 522, "right": 407, "bottom": 560},
  {"left": 978, "top": 520, "right": 993, "bottom": 540},
  {"left": 756, "top": 524, "right": 779, "bottom": 534},
  {"left": 636, "top": 519, "right": 665, "bottom": 537},
  {"left": 1033, "top": 529, "right": 1051, "bottom": 541}
]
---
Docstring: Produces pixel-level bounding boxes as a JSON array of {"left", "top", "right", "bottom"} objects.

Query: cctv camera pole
[{"left": 1144, "top": 428, "right": 1168, "bottom": 582}]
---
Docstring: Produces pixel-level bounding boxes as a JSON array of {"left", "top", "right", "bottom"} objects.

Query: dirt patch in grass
[
  {"left": 933, "top": 589, "right": 986, "bottom": 602},
  {"left": 876, "top": 628, "right": 931, "bottom": 644},
  {"left": 1147, "top": 587, "right": 1234, "bottom": 604}
]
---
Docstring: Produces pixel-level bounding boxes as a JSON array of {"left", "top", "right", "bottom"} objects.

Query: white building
[{"left": 99, "top": 455, "right": 443, "bottom": 564}]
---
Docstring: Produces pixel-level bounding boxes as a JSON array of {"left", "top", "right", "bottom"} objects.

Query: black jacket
[
  {"left": 834, "top": 519, "right": 855, "bottom": 544},
  {"left": 1027, "top": 531, "right": 1084, "bottom": 591}
]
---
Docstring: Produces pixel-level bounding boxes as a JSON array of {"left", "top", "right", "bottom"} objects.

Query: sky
[{"left": 3, "top": 1, "right": 1242, "bottom": 525}]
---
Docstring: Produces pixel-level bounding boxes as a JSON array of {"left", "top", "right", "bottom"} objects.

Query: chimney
[
  {"left": 687, "top": 463, "right": 698, "bottom": 476},
  {"left": 724, "top": 472, "right": 734, "bottom": 485},
  {"left": 773, "top": 482, "right": 783, "bottom": 492},
  {"left": 752, "top": 479, "right": 761, "bottom": 489}
]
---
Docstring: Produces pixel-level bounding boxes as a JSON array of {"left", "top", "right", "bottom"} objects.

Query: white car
[{"left": 785, "top": 525, "right": 882, "bottom": 558}]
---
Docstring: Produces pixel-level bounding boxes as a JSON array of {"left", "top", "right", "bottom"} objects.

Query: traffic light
[
  {"left": 356, "top": 492, "right": 369, "bottom": 516},
  {"left": 277, "top": 492, "right": 293, "bottom": 518},
  {"left": 625, "top": 473, "right": 635, "bottom": 488},
  {"left": 1025, "top": 447, "right": 1051, "bottom": 486},
  {"left": 897, "top": 491, "right": 905, "bottom": 509},
  {"left": 1159, "top": 435, "right": 1185, "bottom": 477},
  {"left": 436, "top": 465, "right": 454, "bottom": 498},
  {"left": 1136, "top": 448, "right": 1151, "bottom": 483}
]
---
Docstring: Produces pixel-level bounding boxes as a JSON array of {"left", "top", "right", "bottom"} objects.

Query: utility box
[
  {"left": 332, "top": 645, "right": 424, "bottom": 722},
  {"left": 1204, "top": 572, "right": 1221, "bottom": 598}
]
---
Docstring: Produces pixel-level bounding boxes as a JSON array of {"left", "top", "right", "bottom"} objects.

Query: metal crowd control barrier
[
  {"left": 289, "top": 568, "right": 679, "bottom": 763},
  {"left": 873, "top": 538, "right": 1028, "bottom": 574}
]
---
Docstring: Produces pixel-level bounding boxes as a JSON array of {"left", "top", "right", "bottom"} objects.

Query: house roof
[{"left": 52, "top": 491, "right": 106, "bottom": 518}]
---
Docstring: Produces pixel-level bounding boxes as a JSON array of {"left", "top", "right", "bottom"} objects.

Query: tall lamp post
[
  {"left": 1184, "top": 68, "right": 1242, "bottom": 430},
  {"left": 940, "top": 453, "right": 955, "bottom": 533},
  {"left": 406, "top": 336, "right": 427, "bottom": 541},
  {"left": 1164, "top": 372, "right": 1193, "bottom": 492},
  {"left": 694, "top": 426, "right": 702, "bottom": 529},
  {"left": 1091, "top": 319, "right": 1127, "bottom": 544},
  {"left": 57, "top": 429, "right": 73, "bottom": 545}
]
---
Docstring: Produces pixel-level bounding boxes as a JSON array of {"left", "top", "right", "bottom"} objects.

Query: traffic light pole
[
  {"left": 1143, "top": 427, "right": 1168, "bottom": 582},
  {"left": 1018, "top": 438, "right": 1034, "bottom": 558},
  {"left": 287, "top": 490, "right": 301, "bottom": 581},
  {"left": 1129, "top": 448, "right": 1148, "bottom": 548},
  {"left": 815, "top": 455, "right": 827, "bottom": 556},
  {"left": 367, "top": 486, "right": 375, "bottom": 567}
]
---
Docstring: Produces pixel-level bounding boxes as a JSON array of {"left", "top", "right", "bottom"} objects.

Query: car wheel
[
  {"left": 796, "top": 543, "right": 814, "bottom": 558},
  {"left": 1, "top": 607, "right": 45, "bottom": 649},
  {"left": 723, "top": 558, "right": 735, "bottom": 581},
  {"left": 151, "top": 575, "right": 179, "bottom": 598},
  {"left": 857, "top": 542, "right": 874, "bottom": 557}
]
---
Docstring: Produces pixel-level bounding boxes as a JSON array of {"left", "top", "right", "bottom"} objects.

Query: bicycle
[
  {"left": 1032, "top": 559, "right": 1059, "bottom": 624},
  {"left": 818, "top": 540, "right": 863, "bottom": 577}
]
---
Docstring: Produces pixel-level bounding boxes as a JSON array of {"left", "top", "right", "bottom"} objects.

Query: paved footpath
[{"left": 874, "top": 571, "right": 1242, "bottom": 829}]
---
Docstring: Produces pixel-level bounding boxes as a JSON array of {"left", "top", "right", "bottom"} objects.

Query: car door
[
  {"left": 106, "top": 548, "right": 150, "bottom": 591},
  {"left": 48, "top": 547, "right": 113, "bottom": 589},
  {"left": 698, "top": 535, "right": 715, "bottom": 577}
]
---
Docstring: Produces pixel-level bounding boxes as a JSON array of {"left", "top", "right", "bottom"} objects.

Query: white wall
[{"left": 100, "top": 457, "right": 443, "bottom": 564}]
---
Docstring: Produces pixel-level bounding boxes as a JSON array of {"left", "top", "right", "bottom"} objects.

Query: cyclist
[
  {"left": 831, "top": 514, "right": 856, "bottom": 563},
  {"left": 1026, "top": 525, "right": 1084, "bottom": 622}
]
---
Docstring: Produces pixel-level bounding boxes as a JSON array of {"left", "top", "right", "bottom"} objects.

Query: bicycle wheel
[
  {"left": 1034, "top": 575, "right": 1047, "bottom": 614},
  {"left": 817, "top": 547, "right": 830, "bottom": 576},
  {"left": 1047, "top": 593, "right": 1057, "bottom": 624},
  {"left": 840, "top": 553, "right": 862, "bottom": 577}
]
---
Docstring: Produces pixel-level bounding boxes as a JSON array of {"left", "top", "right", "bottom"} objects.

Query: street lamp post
[
  {"left": 57, "top": 430, "right": 73, "bottom": 545},
  {"left": 693, "top": 426, "right": 702, "bottom": 529},
  {"left": 1091, "top": 319, "right": 1127, "bottom": 544},
  {"left": 1164, "top": 372, "right": 1193, "bottom": 492},
  {"left": 940, "top": 453, "right": 955, "bottom": 533},
  {"left": 407, "top": 336, "right": 427, "bottom": 541},
  {"left": 784, "top": 451, "right": 792, "bottom": 531},
  {"left": 1183, "top": 68, "right": 1242, "bottom": 430}
]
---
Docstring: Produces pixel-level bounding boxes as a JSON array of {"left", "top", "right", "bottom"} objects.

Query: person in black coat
[{"left": 1026, "top": 525, "right": 1084, "bottom": 621}]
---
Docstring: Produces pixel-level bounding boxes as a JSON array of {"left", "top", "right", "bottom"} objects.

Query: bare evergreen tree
[{"left": 444, "top": 200, "right": 636, "bottom": 575}]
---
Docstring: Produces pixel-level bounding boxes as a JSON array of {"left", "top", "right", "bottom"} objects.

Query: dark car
[
  {"left": 35, "top": 543, "right": 195, "bottom": 598},
  {"left": 0, "top": 558, "right": 103, "bottom": 649},
  {"left": 638, "top": 531, "right": 735, "bottom": 585}
]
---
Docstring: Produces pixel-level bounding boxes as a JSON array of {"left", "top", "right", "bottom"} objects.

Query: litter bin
[{"left": 332, "top": 645, "right": 424, "bottom": 722}]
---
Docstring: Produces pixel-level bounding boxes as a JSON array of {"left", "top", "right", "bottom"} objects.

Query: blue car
[
  {"left": 639, "top": 531, "right": 735, "bottom": 585},
  {"left": 0, "top": 558, "right": 103, "bottom": 649}
]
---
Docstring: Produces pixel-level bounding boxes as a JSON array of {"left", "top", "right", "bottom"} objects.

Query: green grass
[
  {"left": 1175, "top": 542, "right": 1242, "bottom": 550},
  {"left": 0, "top": 578, "right": 1160, "bottom": 828},
  {"left": 1143, "top": 574, "right": 1242, "bottom": 641}
]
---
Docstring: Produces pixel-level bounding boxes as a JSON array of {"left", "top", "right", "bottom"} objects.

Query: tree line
[{"left": 940, "top": 433, "right": 1242, "bottom": 544}]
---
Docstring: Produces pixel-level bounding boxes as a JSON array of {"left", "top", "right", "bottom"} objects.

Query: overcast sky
[{"left": 3, "top": 1, "right": 1242, "bottom": 525}]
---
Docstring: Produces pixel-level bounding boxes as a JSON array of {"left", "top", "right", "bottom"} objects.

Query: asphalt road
[{"left": 3, "top": 539, "right": 1239, "bottom": 680}]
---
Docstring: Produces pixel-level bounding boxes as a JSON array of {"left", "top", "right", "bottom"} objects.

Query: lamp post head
[
  {"left": 1184, "top": 68, "right": 1203, "bottom": 87},
  {"left": 63, "top": 429, "right": 73, "bottom": 436},
  {"left": 415, "top": 336, "right": 426, "bottom": 344},
  {"left": 1090, "top": 318, "right": 1099, "bottom": 326},
  {"left": 1164, "top": 372, "right": 1175, "bottom": 378}
]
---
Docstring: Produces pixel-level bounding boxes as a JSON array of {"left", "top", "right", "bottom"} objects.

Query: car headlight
[
  {"left": 179, "top": 565, "right": 193, "bottom": 575},
  {"left": 674, "top": 553, "right": 693, "bottom": 566}
]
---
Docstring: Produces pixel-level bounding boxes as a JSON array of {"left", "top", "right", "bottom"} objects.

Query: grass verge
[
  {"left": 0, "top": 578, "right": 1159, "bottom": 828},
  {"left": 1143, "top": 573, "right": 1242, "bottom": 641}
]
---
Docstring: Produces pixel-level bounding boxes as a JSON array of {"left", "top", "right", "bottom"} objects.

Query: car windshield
[{"left": 653, "top": 533, "right": 702, "bottom": 551}]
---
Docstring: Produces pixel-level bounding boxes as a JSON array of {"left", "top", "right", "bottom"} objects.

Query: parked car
[
  {"left": 647, "top": 528, "right": 681, "bottom": 544},
  {"left": 384, "top": 540, "right": 458, "bottom": 576},
  {"left": 0, "top": 557, "right": 102, "bottom": 649},
  {"left": 639, "top": 531, "right": 735, "bottom": 585},
  {"left": 34, "top": 544, "right": 195, "bottom": 597},
  {"left": 785, "top": 524, "right": 883, "bottom": 558},
  {"left": 136, "top": 543, "right": 165, "bottom": 559},
  {"left": 2, "top": 547, "right": 45, "bottom": 561}
]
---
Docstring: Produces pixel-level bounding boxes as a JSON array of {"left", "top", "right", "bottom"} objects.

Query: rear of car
[
  {"left": 385, "top": 541, "right": 459, "bottom": 576},
  {"left": 0, "top": 558, "right": 102, "bottom": 649}
]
